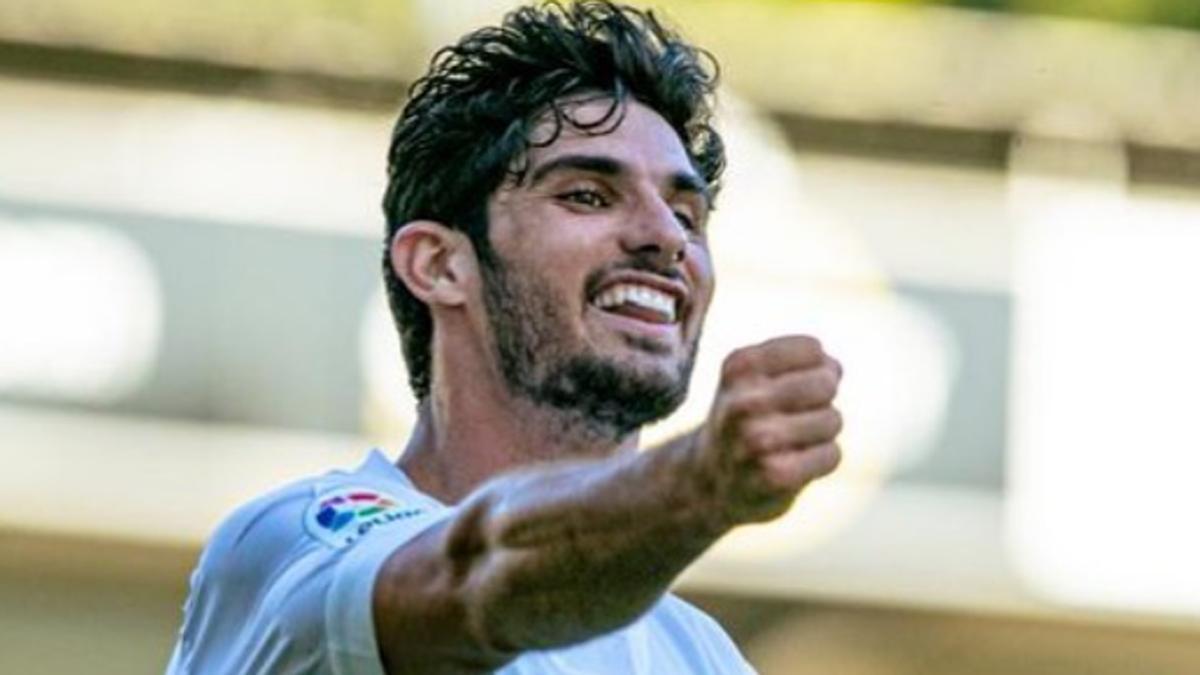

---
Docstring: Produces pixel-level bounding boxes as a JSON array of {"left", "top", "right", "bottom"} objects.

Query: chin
[
  {"left": 620, "top": 332, "right": 676, "bottom": 356},
  {"left": 531, "top": 347, "right": 693, "bottom": 440}
]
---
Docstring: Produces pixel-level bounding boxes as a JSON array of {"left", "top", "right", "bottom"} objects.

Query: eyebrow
[{"left": 527, "top": 153, "right": 712, "bottom": 204}]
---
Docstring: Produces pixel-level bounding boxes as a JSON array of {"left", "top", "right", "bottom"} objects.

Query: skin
[{"left": 378, "top": 99, "right": 843, "bottom": 674}]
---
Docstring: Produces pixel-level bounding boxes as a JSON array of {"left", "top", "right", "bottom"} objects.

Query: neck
[{"left": 398, "top": 381, "right": 638, "bottom": 504}]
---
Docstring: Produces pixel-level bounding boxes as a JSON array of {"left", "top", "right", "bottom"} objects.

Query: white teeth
[{"left": 592, "top": 283, "right": 678, "bottom": 322}]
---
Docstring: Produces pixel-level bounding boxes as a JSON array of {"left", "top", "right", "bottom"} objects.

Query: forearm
[
  {"left": 373, "top": 436, "right": 727, "bottom": 673},
  {"left": 448, "top": 435, "right": 727, "bottom": 652}
]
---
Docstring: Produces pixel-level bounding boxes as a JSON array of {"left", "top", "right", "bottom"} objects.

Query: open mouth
[{"left": 589, "top": 282, "right": 680, "bottom": 325}]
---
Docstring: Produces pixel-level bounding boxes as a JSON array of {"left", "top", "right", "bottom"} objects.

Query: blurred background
[{"left": 2, "top": 0, "right": 1200, "bottom": 672}]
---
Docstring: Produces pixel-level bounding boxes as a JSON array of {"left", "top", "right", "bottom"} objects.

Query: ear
[{"left": 388, "top": 221, "right": 475, "bottom": 308}]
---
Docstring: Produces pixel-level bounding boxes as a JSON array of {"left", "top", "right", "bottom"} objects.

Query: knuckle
[
  {"left": 794, "top": 371, "right": 835, "bottom": 405},
  {"left": 815, "top": 369, "right": 839, "bottom": 401},
  {"left": 740, "top": 423, "right": 779, "bottom": 455},
  {"left": 827, "top": 355, "right": 844, "bottom": 380},
  {"left": 815, "top": 443, "right": 842, "bottom": 475},
  {"left": 827, "top": 407, "right": 844, "bottom": 437},
  {"left": 720, "top": 348, "right": 758, "bottom": 384},
  {"left": 795, "top": 335, "right": 824, "bottom": 359},
  {"left": 726, "top": 389, "right": 770, "bottom": 419}
]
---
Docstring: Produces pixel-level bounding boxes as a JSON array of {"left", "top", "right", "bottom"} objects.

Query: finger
[
  {"left": 759, "top": 442, "right": 842, "bottom": 491},
  {"left": 765, "top": 362, "right": 840, "bottom": 412},
  {"left": 721, "top": 335, "right": 826, "bottom": 383},
  {"left": 722, "top": 365, "right": 839, "bottom": 423},
  {"left": 739, "top": 408, "right": 843, "bottom": 456}
]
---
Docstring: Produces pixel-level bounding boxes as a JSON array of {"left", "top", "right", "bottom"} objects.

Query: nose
[{"left": 620, "top": 193, "right": 688, "bottom": 266}]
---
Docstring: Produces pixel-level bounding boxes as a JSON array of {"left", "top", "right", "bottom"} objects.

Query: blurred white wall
[{"left": 3, "top": 2, "right": 1200, "bottom": 672}]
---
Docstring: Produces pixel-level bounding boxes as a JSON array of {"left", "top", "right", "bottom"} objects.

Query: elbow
[
  {"left": 371, "top": 498, "right": 515, "bottom": 674},
  {"left": 442, "top": 491, "right": 496, "bottom": 584},
  {"left": 440, "top": 491, "right": 521, "bottom": 658}
]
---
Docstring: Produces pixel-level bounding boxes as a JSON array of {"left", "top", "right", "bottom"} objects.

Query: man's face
[{"left": 477, "top": 98, "right": 716, "bottom": 440}]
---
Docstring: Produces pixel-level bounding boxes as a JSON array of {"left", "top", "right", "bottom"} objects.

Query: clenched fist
[{"left": 693, "top": 335, "right": 843, "bottom": 527}]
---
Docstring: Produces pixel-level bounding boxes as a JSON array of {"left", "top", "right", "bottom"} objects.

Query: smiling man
[{"left": 167, "top": 2, "right": 843, "bottom": 674}]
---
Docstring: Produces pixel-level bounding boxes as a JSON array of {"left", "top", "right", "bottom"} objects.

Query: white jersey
[{"left": 167, "top": 450, "right": 757, "bottom": 674}]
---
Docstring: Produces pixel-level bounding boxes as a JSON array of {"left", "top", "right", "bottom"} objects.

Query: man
[{"left": 167, "top": 2, "right": 843, "bottom": 673}]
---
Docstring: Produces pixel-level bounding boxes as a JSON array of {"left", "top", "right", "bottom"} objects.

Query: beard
[{"left": 477, "top": 248, "right": 699, "bottom": 442}]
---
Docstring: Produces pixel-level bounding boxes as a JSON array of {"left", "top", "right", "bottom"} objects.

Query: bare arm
[{"left": 372, "top": 336, "right": 844, "bottom": 674}]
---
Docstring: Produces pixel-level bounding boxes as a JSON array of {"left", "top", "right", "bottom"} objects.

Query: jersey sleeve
[
  {"left": 168, "top": 480, "right": 451, "bottom": 675},
  {"left": 324, "top": 506, "right": 451, "bottom": 674},
  {"left": 658, "top": 595, "right": 760, "bottom": 674}
]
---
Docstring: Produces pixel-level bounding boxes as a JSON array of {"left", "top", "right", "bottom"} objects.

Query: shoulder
[
  {"left": 170, "top": 475, "right": 330, "bottom": 673},
  {"left": 171, "top": 456, "right": 450, "bottom": 674},
  {"left": 201, "top": 456, "right": 443, "bottom": 577},
  {"left": 197, "top": 478, "right": 315, "bottom": 581}
]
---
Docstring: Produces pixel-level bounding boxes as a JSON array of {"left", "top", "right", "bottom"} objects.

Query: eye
[
  {"left": 673, "top": 202, "right": 708, "bottom": 234},
  {"left": 559, "top": 189, "right": 610, "bottom": 209},
  {"left": 674, "top": 210, "right": 697, "bottom": 232}
]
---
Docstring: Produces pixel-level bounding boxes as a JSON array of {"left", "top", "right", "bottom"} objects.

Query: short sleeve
[
  {"left": 656, "top": 595, "right": 759, "bottom": 674},
  {"left": 169, "top": 475, "right": 451, "bottom": 675},
  {"left": 325, "top": 509, "right": 454, "bottom": 675}
]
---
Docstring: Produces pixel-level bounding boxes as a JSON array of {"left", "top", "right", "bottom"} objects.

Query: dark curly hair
[{"left": 382, "top": 0, "right": 725, "bottom": 401}]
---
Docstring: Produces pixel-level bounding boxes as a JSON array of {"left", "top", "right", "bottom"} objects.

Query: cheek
[
  {"left": 532, "top": 235, "right": 610, "bottom": 295},
  {"left": 515, "top": 251, "right": 591, "bottom": 314},
  {"left": 687, "top": 247, "right": 715, "bottom": 293},
  {"left": 683, "top": 251, "right": 716, "bottom": 326}
]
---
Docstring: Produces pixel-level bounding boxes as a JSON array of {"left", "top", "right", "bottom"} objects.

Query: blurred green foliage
[
  {"left": 2, "top": 0, "right": 1197, "bottom": 82},
  {"left": 772, "top": 0, "right": 1200, "bottom": 30},
  {"left": 0, "top": 0, "right": 427, "bottom": 76}
]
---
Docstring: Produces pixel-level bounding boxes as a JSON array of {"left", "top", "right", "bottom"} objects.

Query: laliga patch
[{"left": 304, "top": 486, "right": 425, "bottom": 548}]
